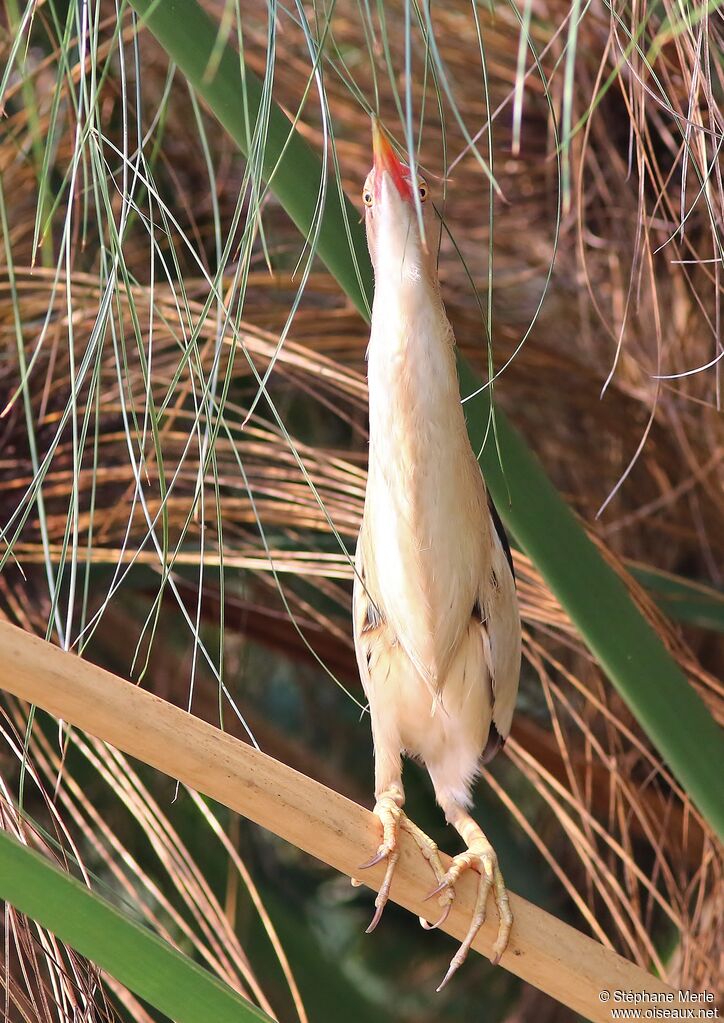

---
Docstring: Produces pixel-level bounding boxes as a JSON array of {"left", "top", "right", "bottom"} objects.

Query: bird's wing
[
  {"left": 487, "top": 493, "right": 515, "bottom": 580},
  {"left": 352, "top": 524, "right": 386, "bottom": 701},
  {"left": 478, "top": 510, "right": 521, "bottom": 763}
]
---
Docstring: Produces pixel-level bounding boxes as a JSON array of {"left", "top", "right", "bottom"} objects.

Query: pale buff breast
[{"left": 364, "top": 282, "right": 492, "bottom": 691}]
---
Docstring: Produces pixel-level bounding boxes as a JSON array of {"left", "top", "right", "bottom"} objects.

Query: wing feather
[
  {"left": 352, "top": 526, "right": 384, "bottom": 700},
  {"left": 477, "top": 512, "right": 521, "bottom": 758}
]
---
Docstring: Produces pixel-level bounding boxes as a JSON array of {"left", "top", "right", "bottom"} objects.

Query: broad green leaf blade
[
  {"left": 127, "top": 0, "right": 724, "bottom": 840},
  {"left": 0, "top": 829, "right": 273, "bottom": 1023},
  {"left": 458, "top": 362, "right": 724, "bottom": 842}
]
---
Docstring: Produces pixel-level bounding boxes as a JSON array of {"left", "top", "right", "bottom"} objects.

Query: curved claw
[
  {"left": 419, "top": 901, "right": 451, "bottom": 931},
  {"left": 436, "top": 957, "right": 461, "bottom": 993},
  {"left": 358, "top": 848, "right": 389, "bottom": 870},
  {"left": 423, "top": 878, "right": 450, "bottom": 901},
  {"left": 436, "top": 942, "right": 470, "bottom": 992},
  {"left": 365, "top": 902, "right": 386, "bottom": 934}
]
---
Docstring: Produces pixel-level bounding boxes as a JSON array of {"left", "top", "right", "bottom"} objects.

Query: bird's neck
[{"left": 367, "top": 273, "right": 461, "bottom": 447}]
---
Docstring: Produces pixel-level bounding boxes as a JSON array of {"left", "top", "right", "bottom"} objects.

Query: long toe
[
  {"left": 489, "top": 861, "right": 513, "bottom": 964},
  {"left": 396, "top": 818, "right": 452, "bottom": 930},
  {"left": 357, "top": 792, "right": 405, "bottom": 933},
  {"left": 358, "top": 835, "right": 398, "bottom": 930},
  {"left": 359, "top": 800, "right": 454, "bottom": 935},
  {"left": 435, "top": 839, "right": 512, "bottom": 989},
  {"left": 364, "top": 844, "right": 400, "bottom": 932}
]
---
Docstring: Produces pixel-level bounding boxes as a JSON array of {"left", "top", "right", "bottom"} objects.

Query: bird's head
[{"left": 362, "top": 119, "right": 439, "bottom": 286}]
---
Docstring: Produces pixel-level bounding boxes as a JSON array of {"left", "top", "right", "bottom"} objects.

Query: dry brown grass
[{"left": 1, "top": 1, "right": 722, "bottom": 1019}]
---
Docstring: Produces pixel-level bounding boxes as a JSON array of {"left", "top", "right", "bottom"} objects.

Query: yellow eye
[
  {"left": 418, "top": 181, "right": 428, "bottom": 202},
  {"left": 363, "top": 190, "right": 373, "bottom": 207}
]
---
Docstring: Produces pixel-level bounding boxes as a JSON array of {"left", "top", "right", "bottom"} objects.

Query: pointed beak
[{"left": 372, "top": 118, "right": 412, "bottom": 202}]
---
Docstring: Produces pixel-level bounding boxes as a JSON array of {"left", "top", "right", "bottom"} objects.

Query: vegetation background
[{"left": 0, "top": 1, "right": 722, "bottom": 1020}]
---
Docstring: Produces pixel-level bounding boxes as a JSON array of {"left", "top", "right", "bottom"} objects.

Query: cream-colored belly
[{"left": 365, "top": 614, "right": 492, "bottom": 797}]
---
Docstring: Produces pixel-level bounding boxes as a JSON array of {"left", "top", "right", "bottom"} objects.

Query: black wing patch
[
  {"left": 487, "top": 493, "right": 515, "bottom": 581},
  {"left": 481, "top": 721, "right": 505, "bottom": 764}
]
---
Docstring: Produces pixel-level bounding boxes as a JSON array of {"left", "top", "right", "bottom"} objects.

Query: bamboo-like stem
[{"left": 0, "top": 621, "right": 675, "bottom": 1021}]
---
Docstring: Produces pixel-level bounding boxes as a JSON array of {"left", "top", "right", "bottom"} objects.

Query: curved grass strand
[{"left": 127, "top": 0, "right": 724, "bottom": 842}]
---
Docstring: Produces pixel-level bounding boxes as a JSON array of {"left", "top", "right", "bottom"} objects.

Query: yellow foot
[
  {"left": 426, "top": 834, "right": 512, "bottom": 991},
  {"left": 356, "top": 792, "right": 452, "bottom": 933}
]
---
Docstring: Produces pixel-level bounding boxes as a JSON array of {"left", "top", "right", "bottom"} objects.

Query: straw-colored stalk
[{"left": 0, "top": 620, "right": 677, "bottom": 1022}]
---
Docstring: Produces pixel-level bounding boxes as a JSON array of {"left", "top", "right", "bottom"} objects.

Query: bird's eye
[
  {"left": 418, "top": 181, "right": 428, "bottom": 202},
  {"left": 363, "top": 190, "right": 374, "bottom": 207}
]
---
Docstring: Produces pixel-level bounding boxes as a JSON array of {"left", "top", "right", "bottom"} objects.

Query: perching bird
[{"left": 353, "top": 119, "right": 521, "bottom": 990}]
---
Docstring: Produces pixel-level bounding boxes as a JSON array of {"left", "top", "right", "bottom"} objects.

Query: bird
[{"left": 352, "top": 118, "right": 521, "bottom": 990}]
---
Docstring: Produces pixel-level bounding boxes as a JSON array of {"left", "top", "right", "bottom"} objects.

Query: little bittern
[{"left": 353, "top": 120, "right": 521, "bottom": 990}]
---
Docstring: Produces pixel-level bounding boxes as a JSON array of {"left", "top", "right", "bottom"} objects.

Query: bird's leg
[
  {"left": 358, "top": 783, "right": 402, "bottom": 933},
  {"left": 429, "top": 806, "right": 512, "bottom": 991},
  {"left": 356, "top": 781, "right": 452, "bottom": 932}
]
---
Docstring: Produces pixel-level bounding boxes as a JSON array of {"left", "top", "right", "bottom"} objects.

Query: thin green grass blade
[
  {"left": 0, "top": 828, "right": 273, "bottom": 1023},
  {"left": 130, "top": 0, "right": 372, "bottom": 316},
  {"left": 127, "top": 0, "right": 724, "bottom": 840},
  {"left": 629, "top": 566, "right": 724, "bottom": 635}
]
